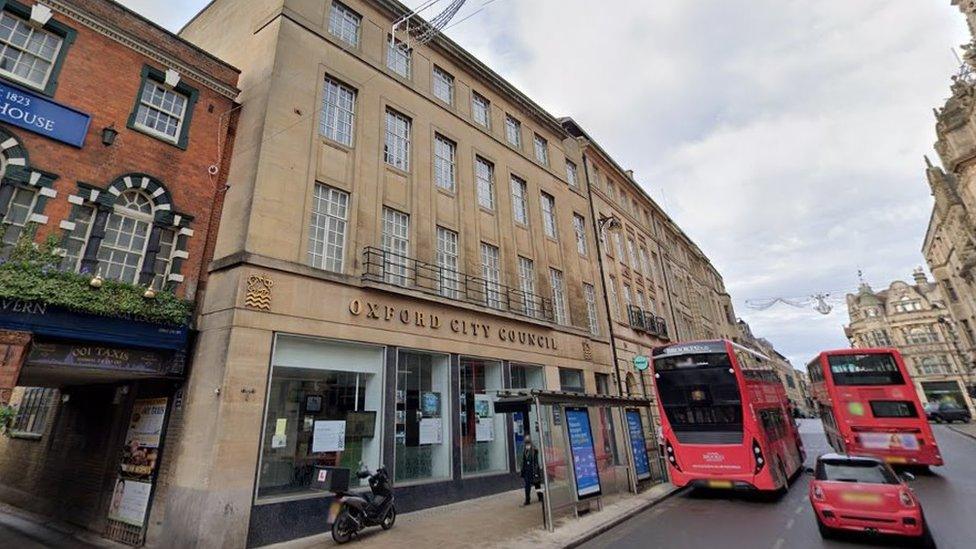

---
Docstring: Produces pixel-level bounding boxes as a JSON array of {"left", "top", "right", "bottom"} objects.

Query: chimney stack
[{"left": 625, "top": 169, "right": 634, "bottom": 180}]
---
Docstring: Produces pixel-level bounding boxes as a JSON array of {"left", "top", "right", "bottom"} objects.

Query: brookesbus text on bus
[
  {"left": 807, "top": 348, "right": 942, "bottom": 467},
  {"left": 650, "top": 339, "right": 805, "bottom": 492}
]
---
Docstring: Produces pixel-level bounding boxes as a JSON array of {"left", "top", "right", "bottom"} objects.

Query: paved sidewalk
[
  {"left": 0, "top": 502, "right": 120, "bottom": 548},
  {"left": 947, "top": 421, "right": 976, "bottom": 441},
  {"left": 270, "top": 483, "right": 678, "bottom": 549}
]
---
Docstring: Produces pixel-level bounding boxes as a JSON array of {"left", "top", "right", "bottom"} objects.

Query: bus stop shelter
[{"left": 493, "top": 390, "right": 665, "bottom": 531}]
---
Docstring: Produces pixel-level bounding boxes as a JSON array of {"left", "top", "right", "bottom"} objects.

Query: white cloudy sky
[{"left": 125, "top": 0, "right": 970, "bottom": 369}]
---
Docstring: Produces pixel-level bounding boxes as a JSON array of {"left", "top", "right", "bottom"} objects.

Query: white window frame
[
  {"left": 533, "top": 134, "right": 549, "bottom": 166},
  {"left": 573, "top": 214, "right": 587, "bottom": 255},
  {"left": 566, "top": 161, "right": 578, "bottom": 188},
  {"left": 133, "top": 79, "right": 189, "bottom": 144},
  {"left": 510, "top": 175, "right": 528, "bottom": 224},
  {"left": 329, "top": 1, "right": 362, "bottom": 46},
  {"left": 608, "top": 276, "right": 620, "bottom": 318},
  {"left": 481, "top": 242, "right": 502, "bottom": 309},
  {"left": 382, "top": 207, "right": 410, "bottom": 286},
  {"left": 432, "top": 66, "right": 454, "bottom": 105},
  {"left": 433, "top": 134, "right": 456, "bottom": 192},
  {"left": 475, "top": 156, "right": 495, "bottom": 210},
  {"left": 61, "top": 204, "right": 95, "bottom": 271},
  {"left": 472, "top": 92, "right": 490, "bottom": 128},
  {"left": 505, "top": 115, "right": 522, "bottom": 148},
  {"left": 384, "top": 109, "right": 411, "bottom": 171},
  {"left": 308, "top": 183, "right": 349, "bottom": 273},
  {"left": 320, "top": 78, "right": 357, "bottom": 146},
  {"left": 97, "top": 189, "right": 155, "bottom": 285},
  {"left": 518, "top": 256, "right": 535, "bottom": 317},
  {"left": 436, "top": 226, "right": 460, "bottom": 299},
  {"left": 387, "top": 36, "right": 412, "bottom": 78},
  {"left": 541, "top": 192, "right": 557, "bottom": 239},
  {"left": 584, "top": 283, "right": 599, "bottom": 335},
  {"left": 0, "top": 11, "right": 63, "bottom": 90},
  {"left": 550, "top": 268, "right": 568, "bottom": 324},
  {"left": 1, "top": 184, "right": 38, "bottom": 249}
]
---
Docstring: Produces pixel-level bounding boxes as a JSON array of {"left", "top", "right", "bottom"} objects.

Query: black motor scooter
[{"left": 330, "top": 466, "right": 396, "bottom": 543}]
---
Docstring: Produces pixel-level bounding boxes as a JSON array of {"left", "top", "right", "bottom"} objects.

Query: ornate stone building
[
  {"left": 844, "top": 270, "right": 975, "bottom": 414},
  {"left": 919, "top": 1, "right": 976, "bottom": 396}
]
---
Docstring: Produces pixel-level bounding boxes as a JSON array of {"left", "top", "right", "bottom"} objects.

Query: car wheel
[
  {"left": 915, "top": 520, "right": 936, "bottom": 548},
  {"left": 816, "top": 517, "right": 833, "bottom": 539}
]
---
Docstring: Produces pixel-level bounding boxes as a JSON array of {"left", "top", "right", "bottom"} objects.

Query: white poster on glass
[
  {"left": 419, "top": 418, "right": 443, "bottom": 445},
  {"left": 108, "top": 478, "right": 153, "bottom": 527},
  {"left": 476, "top": 418, "right": 494, "bottom": 442},
  {"left": 312, "top": 420, "right": 346, "bottom": 453}
]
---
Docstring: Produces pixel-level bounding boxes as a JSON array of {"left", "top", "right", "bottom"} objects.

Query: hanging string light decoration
[{"left": 744, "top": 293, "right": 839, "bottom": 315}]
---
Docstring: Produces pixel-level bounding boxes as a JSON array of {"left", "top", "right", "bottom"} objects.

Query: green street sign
[{"left": 634, "top": 355, "right": 649, "bottom": 371}]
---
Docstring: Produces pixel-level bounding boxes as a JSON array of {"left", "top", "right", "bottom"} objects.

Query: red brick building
[{"left": 0, "top": 0, "right": 239, "bottom": 545}]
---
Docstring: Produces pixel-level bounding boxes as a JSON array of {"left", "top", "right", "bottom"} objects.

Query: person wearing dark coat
[{"left": 520, "top": 436, "right": 542, "bottom": 505}]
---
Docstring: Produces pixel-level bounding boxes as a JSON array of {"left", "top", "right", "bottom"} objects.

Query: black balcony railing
[
  {"left": 362, "top": 246, "right": 555, "bottom": 322},
  {"left": 627, "top": 305, "right": 669, "bottom": 339}
]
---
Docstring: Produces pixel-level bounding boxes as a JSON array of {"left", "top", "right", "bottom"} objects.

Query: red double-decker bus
[
  {"left": 807, "top": 348, "right": 942, "bottom": 467},
  {"left": 650, "top": 340, "right": 804, "bottom": 492}
]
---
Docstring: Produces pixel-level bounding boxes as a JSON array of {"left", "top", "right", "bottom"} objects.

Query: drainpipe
[{"left": 580, "top": 142, "right": 625, "bottom": 397}]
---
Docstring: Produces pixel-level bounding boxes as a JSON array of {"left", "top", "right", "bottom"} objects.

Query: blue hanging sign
[
  {"left": 565, "top": 407, "right": 602, "bottom": 499},
  {"left": 0, "top": 80, "right": 91, "bottom": 147},
  {"left": 626, "top": 409, "right": 652, "bottom": 481}
]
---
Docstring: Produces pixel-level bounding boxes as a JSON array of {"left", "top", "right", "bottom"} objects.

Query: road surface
[{"left": 581, "top": 419, "right": 976, "bottom": 549}]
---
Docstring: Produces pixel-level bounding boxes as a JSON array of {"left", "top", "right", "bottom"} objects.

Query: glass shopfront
[
  {"left": 460, "top": 357, "right": 507, "bottom": 475},
  {"left": 257, "top": 335, "right": 385, "bottom": 500},
  {"left": 395, "top": 351, "right": 451, "bottom": 483}
]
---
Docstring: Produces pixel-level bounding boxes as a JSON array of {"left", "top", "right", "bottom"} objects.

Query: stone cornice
[{"left": 45, "top": 0, "right": 239, "bottom": 100}]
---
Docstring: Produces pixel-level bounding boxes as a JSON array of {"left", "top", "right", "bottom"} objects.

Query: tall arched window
[
  {"left": 96, "top": 189, "right": 154, "bottom": 284},
  {"left": 0, "top": 154, "right": 40, "bottom": 249}
]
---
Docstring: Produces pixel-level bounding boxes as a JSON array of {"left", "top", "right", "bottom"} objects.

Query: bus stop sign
[{"left": 634, "top": 355, "right": 649, "bottom": 371}]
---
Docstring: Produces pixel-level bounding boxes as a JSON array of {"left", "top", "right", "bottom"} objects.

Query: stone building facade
[
  {"left": 0, "top": 0, "right": 239, "bottom": 546},
  {"left": 918, "top": 1, "right": 976, "bottom": 397},
  {"left": 159, "top": 0, "right": 745, "bottom": 546},
  {"left": 169, "top": 1, "right": 617, "bottom": 546},
  {"left": 844, "top": 270, "right": 975, "bottom": 414},
  {"left": 562, "top": 117, "right": 738, "bottom": 420}
]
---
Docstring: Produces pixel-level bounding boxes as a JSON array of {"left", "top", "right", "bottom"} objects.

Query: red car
[{"left": 808, "top": 453, "right": 934, "bottom": 546}]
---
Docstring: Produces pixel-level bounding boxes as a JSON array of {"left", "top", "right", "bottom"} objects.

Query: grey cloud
[{"left": 120, "top": 0, "right": 971, "bottom": 368}]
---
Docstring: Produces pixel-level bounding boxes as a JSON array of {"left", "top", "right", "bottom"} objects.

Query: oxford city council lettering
[{"left": 348, "top": 298, "right": 557, "bottom": 351}]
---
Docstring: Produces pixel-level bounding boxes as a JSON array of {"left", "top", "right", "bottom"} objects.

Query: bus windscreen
[
  {"left": 654, "top": 352, "right": 743, "bottom": 443},
  {"left": 827, "top": 354, "right": 905, "bottom": 386}
]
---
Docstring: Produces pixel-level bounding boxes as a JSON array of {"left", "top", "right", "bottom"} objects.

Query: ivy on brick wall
[
  {"left": 0, "top": 227, "right": 192, "bottom": 326},
  {"left": 0, "top": 404, "right": 13, "bottom": 436}
]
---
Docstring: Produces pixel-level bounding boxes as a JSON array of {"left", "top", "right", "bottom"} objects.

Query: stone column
[{"left": 0, "top": 330, "right": 31, "bottom": 405}]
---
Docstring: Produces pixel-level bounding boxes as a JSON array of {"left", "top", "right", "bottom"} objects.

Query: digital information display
[
  {"left": 626, "top": 409, "right": 652, "bottom": 481},
  {"left": 565, "top": 407, "right": 602, "bottom": 499}
]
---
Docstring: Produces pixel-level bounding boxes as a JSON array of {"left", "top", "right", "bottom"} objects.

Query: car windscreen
[
  {"left": 827, "top": 353, "right": 905, "bottom": 386},
  {"left": 817, "top": 461, "right": 898, "bottom": 484},
  {"left": 654, "top": 352, "right": 743, "bottom": 442}
]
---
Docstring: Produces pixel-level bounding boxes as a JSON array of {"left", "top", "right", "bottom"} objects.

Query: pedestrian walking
[{"left": 520, "top": 436, "right": 542, "bottom": 505}]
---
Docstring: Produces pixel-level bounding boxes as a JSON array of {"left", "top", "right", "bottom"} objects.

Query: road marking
[
  {"left": 785, "top": 518, "right": 795, "bottom": 530},
  {"left": 772, "top": 538, "right": 785, "bottom": 549}
]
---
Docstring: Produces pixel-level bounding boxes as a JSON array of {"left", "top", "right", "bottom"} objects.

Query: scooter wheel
[
  {"left": 332, "top": 510, "right": 355, "bottom": 544},
  {"left": 381, "top": 506, "right": 397, "bottom": 530}
]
